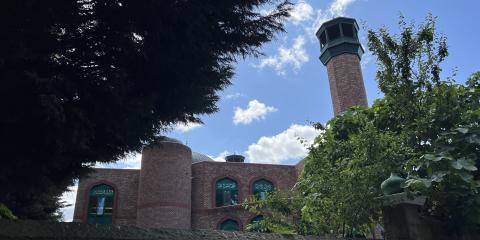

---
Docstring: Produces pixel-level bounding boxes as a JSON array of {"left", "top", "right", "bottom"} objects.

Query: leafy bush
[{"left": 0, "top": 203, "right": 17, "bottom": 220}]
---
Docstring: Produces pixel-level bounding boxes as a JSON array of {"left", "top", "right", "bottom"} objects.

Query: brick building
[{"left": 72, "top": 16, "right": 367, "bottom": 231}]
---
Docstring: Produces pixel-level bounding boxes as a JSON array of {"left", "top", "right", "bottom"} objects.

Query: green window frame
[
  {"left": 87, "top": 184, "right": 114, "bottom": 224},
  {"left": 252, "top": 179, "right": 274, "bottom": 200},
  {"left": 215, "top": 178, "right": 239, "bottom": 207},
  {"left": 220, "top": 219, "right": 240, "bottom": 231}
]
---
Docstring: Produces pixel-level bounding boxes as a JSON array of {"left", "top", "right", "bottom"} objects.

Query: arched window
[
  {"left": 215, "top": 178, "right": 239, "bottom": 207},
  {"left": 220, "top": 219, "right": 240, "bottom": 231},
  {"left": 87, "top": 184, "right": 114, "bottom": 224},
  {"left": 252, "top": 179, "right": 274, "bottom": 200}
]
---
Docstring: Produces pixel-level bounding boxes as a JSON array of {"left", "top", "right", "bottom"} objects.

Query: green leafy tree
[
  {"left": 299, "top": 109, "right": 410, "bottom": 237},
  {"left": 244, "top": 191, "right": 306, "bottom": 235},
  {"left": 404, "top": 72, "right": 480, "bottom": 230},
  {"left": 0, "top": 0, "right": 291, "bottom": 219},
  {"left": 251, "top": 15, "right": 480, "bottom": 236},
  {"left": 367, "top": 15, "right": 480, "bottom": 231}
]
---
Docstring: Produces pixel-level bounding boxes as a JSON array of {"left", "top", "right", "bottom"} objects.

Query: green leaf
[
  {"left": 424, "top": 154, "right": 436, "bottom": 160},
  {"left": 450, "top": 160, "right": 463, "bottom": 170},
  {"left": 426, "top": 167, "right": 433, "bottom": 176},
  {"left": 424, "top": 153, "right": 450, "bottom": 162},
  {"left": 466, "top": 134, "right": 480, "bottom": 144},
  {"left": 403, "top": 178, "right": 432, "bottom": 188},
  {"left": 461, "top": 158, "right": 478, "bottom": 171},
  {"left": 422, "top": 179, "right": 432, "bottom": 188},
  {"left": 458, "top": 171, "right": 473, "bottom": 182},
  {"left": 431, "top": 172, "right": 447, "bottom": 182},
  {"left": 450, "top": 158, "right": 477, "bottom": 171}
]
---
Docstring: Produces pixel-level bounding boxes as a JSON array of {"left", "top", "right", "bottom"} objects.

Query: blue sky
[{"left": 61, "top": 0, "right": 480, "bottom": 220}]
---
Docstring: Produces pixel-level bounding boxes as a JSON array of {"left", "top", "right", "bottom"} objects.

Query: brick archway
[{"left": 216, "top": 215, "right": 244, "bottom": 231}]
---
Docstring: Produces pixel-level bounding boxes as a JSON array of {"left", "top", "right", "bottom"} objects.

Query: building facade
[
  {"left": 72, "top": 140, "right": 302, "bottom": 231},
  {"left": 72, "top": 16, "right": 367, "bottom": 231}
]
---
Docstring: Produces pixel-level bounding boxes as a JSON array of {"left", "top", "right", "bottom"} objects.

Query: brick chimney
[{"left": 317, "top": 17, "right": 368, "bottom": 115}]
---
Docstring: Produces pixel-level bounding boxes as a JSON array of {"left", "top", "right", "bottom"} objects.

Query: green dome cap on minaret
[{"left": 316, "top": 17, "right": 364, "bottom": 65}]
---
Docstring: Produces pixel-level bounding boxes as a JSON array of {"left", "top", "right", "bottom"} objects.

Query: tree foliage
[
  {"left": 300, "top": 109, "right": 410, "bottom": 236},
  {"left": 0, "top": 0, "right": 291, "bottom": 219},
  {"left": 404, "top": 73, "right": 480, "bottom": 228},
  {"left": 250, "top": 15, "right": 480, "bottom": 236},
  {"left": 0, "top": 203, "right": 17, "bottom": 220},
  {"left": 244, "top": 191, "right": 305, "bottom": 234}
]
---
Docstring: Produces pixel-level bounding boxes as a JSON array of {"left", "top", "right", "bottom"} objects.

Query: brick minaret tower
[
  {"left": 136, "top": 137, "right": 192, "bottom": 229},
  {"left": 317, "top": 17, "right": 368, "bottom": 115}
]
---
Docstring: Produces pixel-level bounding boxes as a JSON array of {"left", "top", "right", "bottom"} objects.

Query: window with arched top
[
  {"left": 252, "top": 179, "right": 274, "bottom": 200},
  {"left": 219, "top": 219, "right": 240, "bottom": 231},
  {"left": 215, "top": 178, "right": 239, "bottom": 207},
  {"left": 87, "top": 184, "right": 114, "bottom": 224}
]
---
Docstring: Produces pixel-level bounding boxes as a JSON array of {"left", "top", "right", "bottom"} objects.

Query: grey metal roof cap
[
  {"left": 192, "top": 152, "right": 214, "bottom": 163},
  {"left": 316, "top": 16, "right": 359, "bottom": 38}
]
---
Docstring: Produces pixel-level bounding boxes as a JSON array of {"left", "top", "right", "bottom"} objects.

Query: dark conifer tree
[{"left": 0, "top": 0, "right": 291, "bottom": 219}]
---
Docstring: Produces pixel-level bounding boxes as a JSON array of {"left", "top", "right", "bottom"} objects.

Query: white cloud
[
  {"left": 258, "top": 35, "right": 309, "bottom": 75},
  {"left": 121, "top": 153, "right": 142, "bottom": 169},
  {"left": 289, "top": 1, "right": 314, "bottom": 24},
  {"left": 306, "top": 0, "right": 356, "bottom": 39},
  {"left": 361, "top": 50, "right": 372, "bottom": 67},
  {"left": 209, "top": 150, "right": 231, "bottom": 162},
  {"left": 224, "top": 92, "right": 244, "bottom": 100},
  {"left": 256, "top": 0, "right": 358, "bottom": 75},
  {"left": 329, "top": 0, "right": 355, "bottom": 17},
  {"left": 329, "top": 0, "right": 355, "bottom": 15},
  {"left": 174, "top": 122, "right": 203, "bottom": 133},
  {"left": 259, "top": 7, "right": 275, "bottom": 17},
  {"left": 95, "top": 152, "right": 142, "bottom": 169},
  {"left": 60, "top": 183, "right": 78, "bottom": 222},
  {"left": 245, "top": 124, "right": 322, "bottom": 164},
  {"left": 233, "top": 100, "right": 278, "bottom": 125}
]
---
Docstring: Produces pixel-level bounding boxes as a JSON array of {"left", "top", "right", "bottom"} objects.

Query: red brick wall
[
  {"left": 191, "top": 161, "right": 298, "bottom": 230},
  {"left": 73, "top": 155, "right": 301, "bottom": 231},
  {"left": 72, "top": 169, "right": 140, "bottom": 225},
  {"left": 295, "top": 159, "right": 305, "bottom": 178},
  {"left": 326, "top": 53, "right": 368, "bottom": 115},
  {"left": 136, "top": 141, "right": 192, "bottom": 230}
]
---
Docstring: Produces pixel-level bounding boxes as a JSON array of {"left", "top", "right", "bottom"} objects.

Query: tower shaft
[
  {"left": 326, "top": 53, "right": 368, "bottom": 115},
  {"left": 317, "top": 17, "right": 368, "bottom": 115}
]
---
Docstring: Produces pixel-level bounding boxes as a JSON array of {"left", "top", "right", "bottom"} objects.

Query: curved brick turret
[
  {"left": 317, "top": 17, "right": 368, "bottom": 115},
  {"left": 136, "top": 137, "right": 192, "bottom": 229}
]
